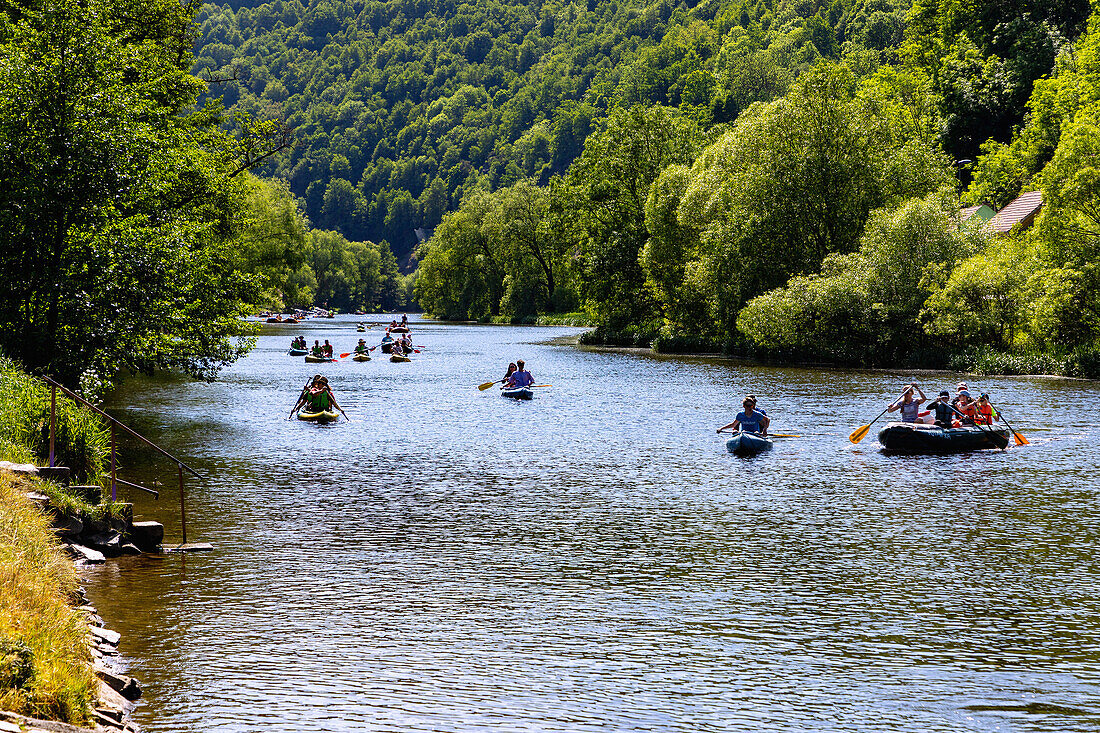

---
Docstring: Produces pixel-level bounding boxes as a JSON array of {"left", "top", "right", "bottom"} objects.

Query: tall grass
[
  {"left": 0, "top": 474, "right": 96, "bottom": 724},
  {"left": 0, "top": 358, "right": 109, "bottom": 483}
]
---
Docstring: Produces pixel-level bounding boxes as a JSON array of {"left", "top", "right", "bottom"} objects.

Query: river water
[{"left": 82, "top": 316, "right": 1100, "bottom": 732}]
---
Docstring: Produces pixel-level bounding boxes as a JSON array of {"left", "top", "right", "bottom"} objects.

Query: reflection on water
[{"left": 82, "top": 316, "right": 1100, "bottom": 732}]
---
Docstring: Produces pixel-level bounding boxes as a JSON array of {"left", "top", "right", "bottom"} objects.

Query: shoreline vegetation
[{"left": 1, "top": 360, "right": 147, "bottom": 730}]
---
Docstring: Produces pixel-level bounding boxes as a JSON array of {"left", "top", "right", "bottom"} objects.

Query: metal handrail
[{"left": 42, "top": 376, "right": 200, "bottom": 544}]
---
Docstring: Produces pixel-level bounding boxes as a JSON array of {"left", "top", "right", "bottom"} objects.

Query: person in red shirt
[{"left": 953, "top": 391, "right": 977, "bottom": 426}]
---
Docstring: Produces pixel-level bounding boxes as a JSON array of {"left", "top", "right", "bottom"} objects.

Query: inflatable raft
[
  {"left": 297, "top": 409, "right": 339, "bottom": 423},
  {"left": 352, "top": 354, "right": 370, "bottom": 362},
  {"left": 390, "top": 354, "right": 411, "bottom": 363},
  {"left": 876, "top": 422, "right": 1010, "bottom": 453},
  {"left": 726, "top": 431, "right": 772, "bottom": 456},
  {"left": 288, "top": 347, "right": 308, "bottom": 356},
  {"left": 304, "top": 355, "right": 336, "bottom": 363},
  {"left": 501, "top": 387, "right": 533, "bottom": 400}
]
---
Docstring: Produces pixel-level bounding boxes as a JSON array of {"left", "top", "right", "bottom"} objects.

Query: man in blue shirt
[{"left": 507, "top": 359, "right": 534, "bottom": 388}]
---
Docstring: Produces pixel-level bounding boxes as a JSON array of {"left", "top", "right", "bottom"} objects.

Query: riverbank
[
  {"left": 0, "top": 472, "right": 145, "bottom": 731},
  {"left": 575, "top": 326, "right": 1100, "bottom": 379}
]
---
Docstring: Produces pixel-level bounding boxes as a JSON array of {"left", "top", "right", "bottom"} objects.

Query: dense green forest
[
  {"left": 0, "top": 0, "right": 410, "bottom": 390},
  {"left": 192, "top": 0, "right": 1100, "bottom": 375},
  {"left": 5, "top": 0, "right": 1100, "bottom": 389}
]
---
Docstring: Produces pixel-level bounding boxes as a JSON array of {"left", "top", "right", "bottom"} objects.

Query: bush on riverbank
[
  {"left": 0, "top": 358, "right": 109, "bottom": 483},
  {"left": 0, "top": 473, "right": 96, "bottom": 725}
]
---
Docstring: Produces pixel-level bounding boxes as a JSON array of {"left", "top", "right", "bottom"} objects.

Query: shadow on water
[{"left": 82, "top": 315, "right": 1100, "bottom": 732}]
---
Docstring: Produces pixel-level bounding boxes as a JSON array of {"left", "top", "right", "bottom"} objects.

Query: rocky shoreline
[{"left": 1, "top": 462, "right": 154, "bottom": 732}]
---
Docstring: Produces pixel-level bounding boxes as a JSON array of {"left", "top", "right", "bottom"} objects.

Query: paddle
[
  {"left": 479, "top": 379, "right": 503, "bottom": 390},
  {"left": 986, "top": 401, "right": 1029, "bottom": 445},
  {"left": 849, "top": 400, "right": 898, "bottom": 444}
]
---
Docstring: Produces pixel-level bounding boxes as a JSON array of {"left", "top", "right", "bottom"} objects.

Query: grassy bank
[
  {"left": 0, "top": 357, "right": 109, "bottom": 481},
  {"left": 0, "top": 473, "right": 96, "bottom": 725}
]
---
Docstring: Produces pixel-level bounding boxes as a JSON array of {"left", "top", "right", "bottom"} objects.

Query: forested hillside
[
  {"left": 191, "top": 0, "right": 1100, "bottom": 376},
  {"left": 193, "top": 0, "right": 928, "bottom": 262}
]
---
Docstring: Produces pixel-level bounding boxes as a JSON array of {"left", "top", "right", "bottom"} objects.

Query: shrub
[{"left": 0, "top": 357, "right": 109, "bottom": 482}]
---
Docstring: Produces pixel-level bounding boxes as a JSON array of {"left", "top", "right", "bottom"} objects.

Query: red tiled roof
[{"left": 988, "top": 190, "right": 1043, "bottom": 234}]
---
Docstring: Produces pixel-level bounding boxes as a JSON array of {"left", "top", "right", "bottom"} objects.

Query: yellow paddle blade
[
  {"left": 769, "top": 434, "right": 801, "bottom": 438},
  {"left": 849, "top": 424, "right": 871, "bottom": 444},
  {"left": 478, "top": 381, "right": 496, "bottom": 391},
  {"left": 1013, "top": 431, "right": 1030, "bottom": 446}
]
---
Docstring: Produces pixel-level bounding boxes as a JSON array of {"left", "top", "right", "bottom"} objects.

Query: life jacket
[
  {"left": 975, "top": 403, "right": 994, "bottom": 424},
  {"left": 305, "top": 388, "right": 331, "bottom": 412}
]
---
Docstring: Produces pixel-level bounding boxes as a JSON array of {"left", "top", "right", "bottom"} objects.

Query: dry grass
[{"left": 0, "top": 473, "right": 95, "bottom": 724}]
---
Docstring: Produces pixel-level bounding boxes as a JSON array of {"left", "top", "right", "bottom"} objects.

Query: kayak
[
  {"left": 501, "top": 387, "right": 533, "bottom": 400},
  {"left": 352, "top": 354, "right": 370, "bottom": 362},
  {"left": 876, "top": 422, "right": 1010, "bottom": 453},
  {"left": 726, "top": 431, "right": 773, "bottom": 456},
  {"left": 297, "top": 409, "right": 339, "bottom": 423},
  {"left": 304, "top": 355, "right": 336, "bottom": 363},
  {"left": 288, "top": 348, "right": 308, "bottom": 356},
  {"left": 390, "top": 354, "right": 411, "bottom": 363}
]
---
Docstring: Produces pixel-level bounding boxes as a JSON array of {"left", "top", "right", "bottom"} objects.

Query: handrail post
[
  {"left": 110, "top": 424, "right": 117, "bottom": 501},
  {"left": 49, "top": 385, "right": 56, "bottom": 467},
  {"left": 179, "top": 464, "right": 187, "bottom": 545}
]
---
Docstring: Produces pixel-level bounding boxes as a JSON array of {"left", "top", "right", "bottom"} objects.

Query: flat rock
[
  {"left": 65, "top": 543, "right": 105, "bottom": 564},
  {"left": 0, "top": 460, "right": 38, "bottom": 475},
  {"left": 0, "top": 710, "right": 98, "bottom": 732},
  {"left": 164, "top": 542, "right": 214, "bottom": 552},
  {"left": 90, "top": 626, "right": 121, "bottom": 646},
  {"left": 96, "top": 668, "right": 142, "bottom": 701},
  {"left": 36, "top": 466, "right": 71, "bottom": 484}
]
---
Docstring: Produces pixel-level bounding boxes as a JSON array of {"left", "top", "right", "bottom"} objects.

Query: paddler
[
  {"left": 310, "top": 340, "right": 323, "bottom": 357},
  {"left": 354, "top": 339, "right": 368, "bottom": 355},
  {"left": 506, "top": 359, "right": 534, "bottom": 388},
  {"left": 289, "top": 376, "right": 347, "bottom": 420},
  {"left": 886, "top": 383, "right": 927, "bottom": 423},
  {"left": 717, "top": 396, "right": 770, "bottom": 435}
]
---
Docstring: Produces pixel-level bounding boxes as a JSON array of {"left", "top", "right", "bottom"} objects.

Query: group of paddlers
[
  {"left": 715, "top": 381, "right": 1003, "bottom": 437},
  {"left": 886, "top": 381, "right": 997, "bottom": 427},
  {"left": 381, "top": 330, "right": 414, "bottom": 355}
]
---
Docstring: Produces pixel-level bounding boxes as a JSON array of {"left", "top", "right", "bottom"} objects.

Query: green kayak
[{"left": 297, "top": 409, "right": 339, "bottom": 423}]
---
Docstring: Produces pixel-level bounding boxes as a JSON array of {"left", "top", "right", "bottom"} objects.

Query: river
[{"left": 82, "top": 316, "right": 1100, "bottom": 732}]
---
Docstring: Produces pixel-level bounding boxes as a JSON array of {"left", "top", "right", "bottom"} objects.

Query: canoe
[
  {"left": 876, "top": 422, "right": 1010, "bottom": 453},
  {"left": 304, "top": 355, "right": 336, "bottom": 363},
  {"left": 352, "top": 354, "right": 370, "bottom": 362},
  {"left": 501, "top": 387, "right": 533, "bottom": 400},
  {"left": 288, "top": 348, "right": 308, "bottom": 356},
  {"left": 390, "top": 354, "right": 411, "bottom": 363},
  {"left": 297, "top": 409, "right": 339, "bottom": 423},
  {"left": 726, "top": 431, "right": 773, "bottom": 456}
]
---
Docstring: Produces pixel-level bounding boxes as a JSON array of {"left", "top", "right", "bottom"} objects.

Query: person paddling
[
  {"left": 289, "top": 376, "right": 346, "bottom": 420},
  {"left": 926, "top": 390, "right": 954, "bottom": 427},
  {"left": 717, "top": 397, "right": 770, "bottom": 435},
  {"left": 506, "top": 360, "right": 534, "bottom": 388},
  {"left": 354, "top": 339, "right": 368, "bottom": 355},
  {"left": 310, "top": 340, "right": 323, "bottom": 357},
  {"left": 887, "top": 383, "right": 927, "bottom": 423}
]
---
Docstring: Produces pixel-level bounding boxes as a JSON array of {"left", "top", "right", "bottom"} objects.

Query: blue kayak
[
  {"left": 726, "top": 431, "right": 773, "bottom": 456},
  {"left": 501, "top": 387, "right": 533, "bottom": 400}
]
